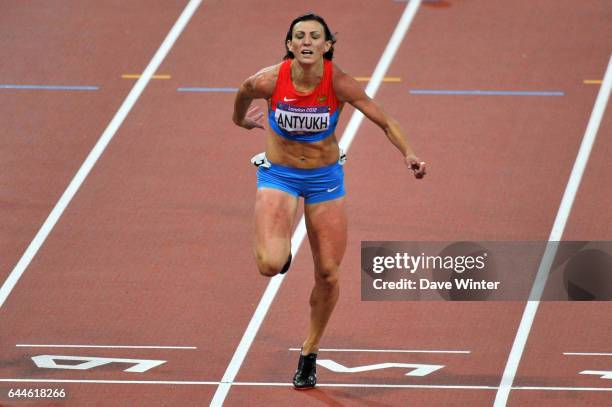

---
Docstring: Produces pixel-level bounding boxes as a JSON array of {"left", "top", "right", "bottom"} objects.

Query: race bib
[{"left": 274, "top": 103, "right": 330, "bottom": 133}]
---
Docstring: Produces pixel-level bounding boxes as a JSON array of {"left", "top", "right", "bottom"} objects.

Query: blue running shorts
[{"left": 252, "top": 152, "right": 346, "bottom": 204}]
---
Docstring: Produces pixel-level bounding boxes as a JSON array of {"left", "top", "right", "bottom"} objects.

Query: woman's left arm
[{"left": 334, "top": 69, "right": 426, "bottom": 179}]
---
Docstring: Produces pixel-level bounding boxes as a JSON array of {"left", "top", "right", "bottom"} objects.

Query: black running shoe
[
  {"left": 280, "top": 253, "right": 292, "bottom": 275},
  {"left": 292, "top": 352, "right": 317, "bottom": 389}
]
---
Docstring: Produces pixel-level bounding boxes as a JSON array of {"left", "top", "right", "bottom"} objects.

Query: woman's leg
[
  {"left": 254, "top": 188, "right": 299, "bottom": 276},
  {"left": 301, "top": 196, "right": 347, "bottom": 354}
]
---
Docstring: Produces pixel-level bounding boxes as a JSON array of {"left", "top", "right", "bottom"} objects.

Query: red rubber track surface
[{"left": 1, "top": 0, "right": 610, "bottom": 406}]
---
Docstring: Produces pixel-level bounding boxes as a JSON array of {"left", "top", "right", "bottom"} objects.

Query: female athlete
[{"left": 232, "top": 13, "right": 426, "bottom": 389}]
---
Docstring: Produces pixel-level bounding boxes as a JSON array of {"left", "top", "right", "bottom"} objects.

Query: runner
[{"left": 232, "top": 12, "right": 426, "bottom": 389}]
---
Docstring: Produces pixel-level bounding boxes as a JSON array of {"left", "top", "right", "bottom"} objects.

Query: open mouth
[{"left": 301, "top": 50, "right": 314, "bottom": 56}]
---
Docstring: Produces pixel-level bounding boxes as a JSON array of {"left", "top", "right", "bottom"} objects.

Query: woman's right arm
[{"left": 232, "top": 66, "right": 277, "bottom": 130}]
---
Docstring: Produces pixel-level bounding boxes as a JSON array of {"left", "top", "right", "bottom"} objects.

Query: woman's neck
[{"left": 291, "top": 59, "right": 324, "bottom": 91}]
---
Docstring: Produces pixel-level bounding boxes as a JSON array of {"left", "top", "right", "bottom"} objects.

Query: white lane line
[
  {"left": 564, "top": 352, "right": 612, "bottom": 356},
  {"left": 512, "top": 386, "right": 612, "bottom": 392},
  {"left": 209, "top": 2, "right": 423, "bottom": 406},
  {"left": 0, "top": 379, "right": 218, "bottom": 385},
  {"left": 237, "top": 383, "right": 493, "bottom": 389},
  {"left": 288, "top": 347, "right": 470, "bottom": 354},
  {"left": 0, "top": 379, "right": 611, "bottom": 392},
  {"left": 0, "top": 0, "right": 203, "bottom": 309},
  {"left": 493, "top": 54, "right": 612, "bottom": 407},
  {"left": 16, "top": 344, "right": 196, "bottom": 350}
]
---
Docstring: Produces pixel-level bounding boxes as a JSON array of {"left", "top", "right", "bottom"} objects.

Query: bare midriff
[{"left": 265, "top": 97, "right": 344, "bottom": 168}]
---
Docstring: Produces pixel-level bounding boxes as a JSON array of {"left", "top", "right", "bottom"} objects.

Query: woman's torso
[{"left": 265, "top": 59, "right": 343, "bottom": 168}]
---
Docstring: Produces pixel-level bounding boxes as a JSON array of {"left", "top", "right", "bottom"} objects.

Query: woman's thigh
[
  {"left": 304, "top": 197, "right": 348, "bottom": 276},
  {"left": 254, "top": 187, "right": 299, "bottom": 265}
]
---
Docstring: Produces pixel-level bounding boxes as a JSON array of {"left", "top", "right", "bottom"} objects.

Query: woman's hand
[
  {"left": 405, "top": 155, "right": 426, "bottom": 179},
  {"left": 238, "top": 106, "right": 265, "bottom": 130}
]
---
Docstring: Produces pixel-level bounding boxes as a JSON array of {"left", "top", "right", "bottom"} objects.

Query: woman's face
[{"left": 287, "top": 20, "right": 331, "bottom": 65}]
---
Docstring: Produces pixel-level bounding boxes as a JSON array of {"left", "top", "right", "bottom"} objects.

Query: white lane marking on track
[
  {"left": 288, "top": 347, "right": 470, "bottom": 354},
  {"left": 209, "top": 1, "right": 424, "bottom": 406},
  {"left": 1, "top": 379, "right": 612, "bottom": 392},
  {"left": 317, "top": 360, "right": 444, "bottom": 376},
  {"left": 32, "top": 355, "right": 166, "bottom": 373},
  {"left": 564, "top": 352, "right": 612, "bottom": 356},
  {"left": 0, "top": 0, "right": 204, "bottom": 309},
  {"left": 580, "top": 371, "right": 612, "bottom": 379},
  {"left": 17, "top": 344, "right": 196, "bottom": 350},
  {"left": 494, "top": 54, "right": 612, "bottom": 407}
]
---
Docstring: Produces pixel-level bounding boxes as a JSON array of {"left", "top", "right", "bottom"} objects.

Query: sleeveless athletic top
[{"left": 268, "top": 59, "right": 340, "bottom": 143}]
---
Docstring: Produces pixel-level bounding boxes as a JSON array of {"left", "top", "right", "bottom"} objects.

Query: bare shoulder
[
  {"left": 332, "top": 63, "right": 367, "bottom": 103},
  {"left": 242, "top": 62, "right": 282, "bottom": 99}
]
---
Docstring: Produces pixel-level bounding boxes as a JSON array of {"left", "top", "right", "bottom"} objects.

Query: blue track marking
[
  {"left": 0, "top": 84, "right": 99, "bottom": 91},
  {"left": 177, "top": 87, "right": 238, "bottom": 93},
  {"left": 409, "top": 89, "right": 565, "bottom": 96}
]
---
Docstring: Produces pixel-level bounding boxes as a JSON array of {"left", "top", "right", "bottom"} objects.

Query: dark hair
[{"left": 284, "top": 13, "right": 336, "bottom": 60}]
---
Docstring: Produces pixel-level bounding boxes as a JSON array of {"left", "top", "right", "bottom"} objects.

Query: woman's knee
[
  {"left": 255, "top": 251, "right": 288, "bottom": 277},
  {"left": 314, "top": 263, "right": 340, "bottom": 287}
]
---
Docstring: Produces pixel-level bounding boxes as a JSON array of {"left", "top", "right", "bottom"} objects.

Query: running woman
[{"left": 232, "top": 13, "right": 426, "bottom": 389}]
